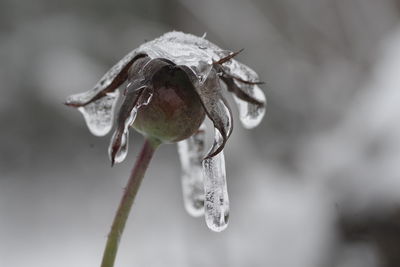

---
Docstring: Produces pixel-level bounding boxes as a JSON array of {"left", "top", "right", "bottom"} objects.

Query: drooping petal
[
  {"left": 108, "top": 86, "right": 153, "bottom": 165},
  {"left": 177, "top": 123, "right": 206, "bottom": 217},
  {"left": 220, "top": 60, "right": 266, "bottom": 129},
  {"left": 65, "top": 52, "right": 145, "bottom": 136},
  {"left": 202, "top": 146, "right": 229, "bottom": 232},
  {"left": 178, "top": 66, "right": 233, "bottom": 158},
  {"left": 77, "top": 90, "right": 119, "bottom": 136},
  {"left": 232, "top": 84, "right": 266, "bottom": 129},
  {"left": 65, "top": 52, "right": 143, "bottom": 108}
]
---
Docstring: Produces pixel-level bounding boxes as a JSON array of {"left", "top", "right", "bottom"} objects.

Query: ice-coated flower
[{"left": 65, "top": 31, "right": 266, "bottom": 232}]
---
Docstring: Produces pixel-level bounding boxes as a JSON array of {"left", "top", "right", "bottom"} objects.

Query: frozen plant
[{"left": 65, "top": 31, "right": 266, "bottom": 267}]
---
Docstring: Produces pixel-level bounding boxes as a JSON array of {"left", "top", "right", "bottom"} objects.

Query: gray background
[{"left": 2, "top": 0, "right": 400, "bottom": 266}]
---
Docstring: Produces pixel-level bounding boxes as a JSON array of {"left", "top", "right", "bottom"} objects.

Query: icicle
[
  {"left": 203, "top": 142, "right": 229, "bottom": 232},
  {"left": 77, "top": 91, "right": 119, "bottom": 136},
  {"left": 177, "top": 124, "right": 206, "bottom": 217}
]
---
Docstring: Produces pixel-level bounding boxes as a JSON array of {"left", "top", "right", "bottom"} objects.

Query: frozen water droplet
[
  {"left": 203, "top": 150, "right": 229, "bottom": 232},
  {"left": 77, "top": 91, "right": 119, "bottom": 136},
  {"left": 177, "top": 124, "right": 206, "bottom": 217},
  {"left": 233, "top": 83, "right": 266, "bottom": 129},
  {"left": 108, "top": 102, "right": 138, "bottom": 164},
  {"left": 109, "top": 130, "right": 129, "bottom": 164},
  {"left": 222, "top": 59, "right": 266, "bottom": 128}
]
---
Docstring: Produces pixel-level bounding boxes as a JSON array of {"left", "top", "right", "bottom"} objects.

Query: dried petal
[
  {"left": 179, "top": 66, "right": 233, "bottom": 158},
  {"left": 108, "top": 86, "right": 153, "bottom": 165}
]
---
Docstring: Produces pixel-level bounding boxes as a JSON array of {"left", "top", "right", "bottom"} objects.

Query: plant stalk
[{"left": 100, "top": 138, "right": 159, "bottom": 267}]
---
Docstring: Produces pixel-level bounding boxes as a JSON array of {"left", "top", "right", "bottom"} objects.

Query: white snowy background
[{"left": 1, "top": 0, "right": 400, "bottom": 266}]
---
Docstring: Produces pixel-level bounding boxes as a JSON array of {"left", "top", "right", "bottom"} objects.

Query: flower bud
[{"left": 133, "top": 65, "right": 206, "bottom": 143}]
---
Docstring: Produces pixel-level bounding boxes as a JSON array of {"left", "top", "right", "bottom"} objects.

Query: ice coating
[
  {"left": 177, "top": 123, "right": 206, "bottom": 217},
  {"left": 65, "top": 51, "right": 140, "bottom": 108},
  {"left": 109, "top": 130, "right": 129, "bottom": 164},
  {"left": 223, "top": 60, "right": 266, "bottom": 128},
  {"left": 108, "top": 87, "right": 153, "bottom": 165},
  {"left": 77, "top": 91, "right": 119, "bottom": 136},
  {"left": 136, "top": 32, "right": 232, "bottom": 84},
  {"left": 232, "top": 84, "right": 266, "bottom": 129},
  {"left": 137, "top": 32, "right": 224, "bottom": 68},
  {"left": 203, "top": 146, "right": 229, "bottom": 232},
  {"left": 108, "top": 106, "right": 136, "bottom": 164}
]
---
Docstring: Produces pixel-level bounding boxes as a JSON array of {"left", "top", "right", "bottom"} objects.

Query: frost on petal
[
  {"left": 77, "top": 90, "right": 119, "bottom": 136},
  {"left": 108, "top": 86, "right": 153, "bottom": 165},
  {"left": 221, "top": 60, "right": 266, "bottom": 129},
  {"left": 177, "top": 123, "right": 206, "bottom": 217},
  {"left": 203, "top": 147, "right": 229, "bottom": 232},
  {"left": 179, "top": 67, "right": 233, "bottom": 158}
]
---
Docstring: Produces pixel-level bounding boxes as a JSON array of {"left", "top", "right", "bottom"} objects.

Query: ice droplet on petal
[
  {"left": 203, "top": 148, "right": 229, "bottom": 232},
  {"left": 77, "top": 91, "right": 119, "bottom": 136},
  {"left": 222, "top": 59, "right": 266, "bottom": 129},
  {"left": 233, "top": 83, "right": 266, "bottom": 129},
  {"left": 109, "top": 130, "right": 129, "bottom": 164},
  {"left": 177, "top": 124, "right": 206, "bottom": 217}
]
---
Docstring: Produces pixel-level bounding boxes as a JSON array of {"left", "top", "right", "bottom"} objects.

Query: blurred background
[{"left": 2, "top": 0, "right": 400, "bottom": 266}]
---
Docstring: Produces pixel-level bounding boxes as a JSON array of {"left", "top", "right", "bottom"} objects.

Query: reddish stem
[{"left": 100, "top": 138, "right": 160, "bottom": 267}]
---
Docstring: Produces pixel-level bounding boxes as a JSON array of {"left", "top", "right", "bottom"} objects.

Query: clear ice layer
[
  {"left": 177, "top": 124, "right": 206, "bottom": 217},
  {"left": 77, "top": 91, "right": 119, "bottom": 136},
  {"left": 109, "top": 130, "right": 129, "bottom": 164},
  {"left": 202, "top": 149, "right": 229, "bottom": 232},
  {"left": 223, "top": 60, "right": 266, "bottom": 128}
]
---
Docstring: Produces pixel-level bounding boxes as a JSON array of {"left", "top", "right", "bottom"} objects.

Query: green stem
[{"left": 100, "top": 138, "right": 160, "bottom": 267}]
